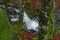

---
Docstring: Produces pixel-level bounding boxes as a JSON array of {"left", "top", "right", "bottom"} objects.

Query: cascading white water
[
  {"left": 23, "top": 12, "right": 39, "bottom": 32},
  {"left": 9, "top": 8, "right": 19, "bottom": 22}
]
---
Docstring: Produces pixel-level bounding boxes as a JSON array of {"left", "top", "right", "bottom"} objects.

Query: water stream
[{"left": 23, "top": 12, "right": 39, "bottom": 33}]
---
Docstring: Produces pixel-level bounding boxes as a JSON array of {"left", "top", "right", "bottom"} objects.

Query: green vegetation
[
  {"left": 46, "top": 2, "right": 56, "bottom": 40},
  {"left": 38, "top": 0, "right": 56, "bottom": 40},
  {"left": 0, "top": 7, "right": 14, "bottom": 40}
]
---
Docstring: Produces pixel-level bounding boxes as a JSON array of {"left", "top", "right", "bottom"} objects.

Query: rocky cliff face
[{"left": 55, "top": 8, "right": 60, "bottom": 29}]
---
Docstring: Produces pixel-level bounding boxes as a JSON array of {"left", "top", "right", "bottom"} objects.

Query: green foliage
[
  {"left": 46, "top": 2, "right": 56, "bottom": 40},
  {"left": 33, "top": 37, "right": 38, "bottom": 40},
  {"left": 39, "top": 0, "right": 55, "bottom": 40},
  {"left": 0, "top": 7, "right": 14, "bottom": 40},
  {"left": 15, "top": 22, "right": 23, "bottom": 34}
]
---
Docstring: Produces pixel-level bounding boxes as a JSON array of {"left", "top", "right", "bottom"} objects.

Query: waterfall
[{"left": 23, "top": 12, "right": 39, "bottom": 32}]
